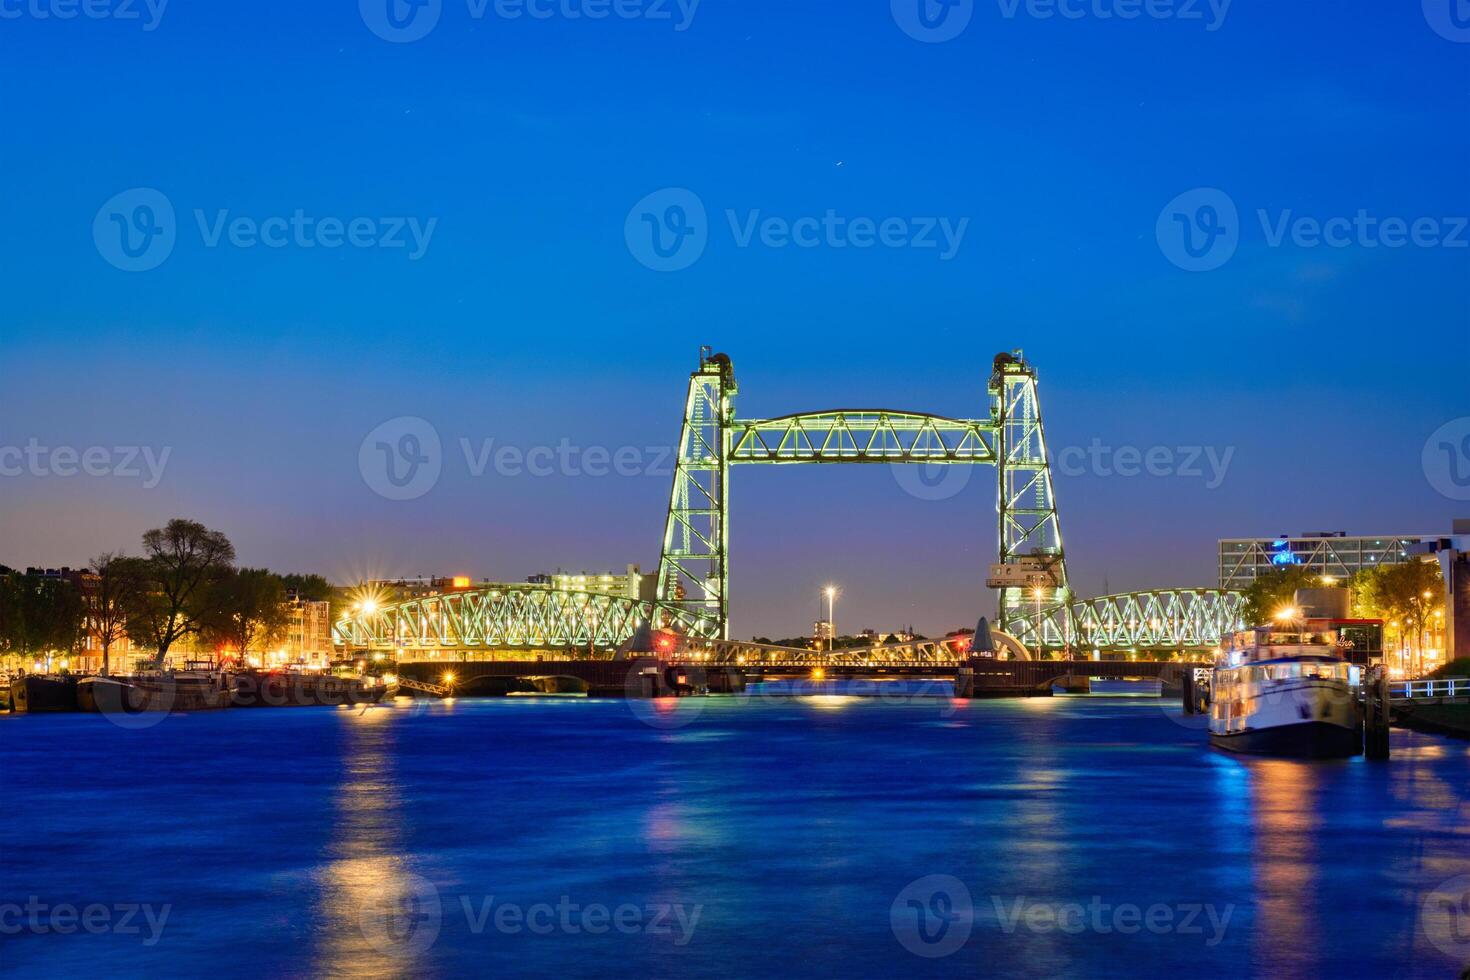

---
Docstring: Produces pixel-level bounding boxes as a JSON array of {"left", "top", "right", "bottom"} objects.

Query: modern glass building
[{"left": 1218, "top": 532, "right": 1433, "bottom": 589}]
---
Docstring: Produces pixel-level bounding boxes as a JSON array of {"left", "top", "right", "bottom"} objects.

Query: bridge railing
[{"left": 1391, "top": 678, "right": 1470, "bottom": 701}]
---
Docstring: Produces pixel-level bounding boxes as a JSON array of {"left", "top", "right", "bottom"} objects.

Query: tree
[
  {"left": 14, "top": 573, "right": 84, "bottom": 668},
  {"left": 0, "top": 571, "right": 19, "bottom": 667},
  {"left": 202, "top": 568, "right": 289, "bottom": 665},
  {"left": 87, "top": 553, "right": 142, "bottom": 676},
  {"left": 1241, "top": 565, "right": 1321, "bottom": 626},
  {"left": 1376, "top": 559, "right": 1443, "bottom": 677},
  {"left": 125, "top": 519, "right": 236, "bottom": 663}
]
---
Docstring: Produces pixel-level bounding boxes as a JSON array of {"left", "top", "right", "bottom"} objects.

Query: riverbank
[{"left": 1395, "top": 703, "right": 1470, "bottom": 741}]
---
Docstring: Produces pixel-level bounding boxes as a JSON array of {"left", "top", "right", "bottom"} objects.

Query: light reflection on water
[{"left": 0, "top": 695, "right": 1466, "bottom": 979}]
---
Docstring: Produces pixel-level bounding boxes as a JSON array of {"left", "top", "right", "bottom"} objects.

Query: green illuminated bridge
[{"left": 335, "top": 349, "right": 1246, "bottom": 658}]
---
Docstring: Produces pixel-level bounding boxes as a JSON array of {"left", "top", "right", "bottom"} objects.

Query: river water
[{"left": 2, "top": 692, "right": 1468, "bottom": 979}]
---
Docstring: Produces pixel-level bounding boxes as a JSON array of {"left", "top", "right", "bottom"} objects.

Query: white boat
[{"left": 1209, "top": 620, "right": 1363, "bottom": 758}]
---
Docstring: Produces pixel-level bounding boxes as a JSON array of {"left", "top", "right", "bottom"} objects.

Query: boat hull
[
  {"left": 230, "top": 672, "right": 387, "bottom": 708},
  {"left": 1210, "top": 720, "right": 1362, "bottom": 758},
  {"left": 12, "top": 675, "right": 80, "bottom": 713},
  {"left": 78, "top": 675, "right": 232, "bottom": 714}
]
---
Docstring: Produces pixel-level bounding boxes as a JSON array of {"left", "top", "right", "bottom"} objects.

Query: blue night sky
[{"left": 1, "top": 1, "right": 1466, "bottom": 638}]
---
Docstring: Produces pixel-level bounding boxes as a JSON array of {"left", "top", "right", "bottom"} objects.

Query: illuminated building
[
  {"left": 283, "top": 590, "right": 333, "bottom": 666},
  {"left": 1218, "top": 532, "right": 1433, "bottom": 589},
  {"left": 527, "top": 564, "right": 659, "bottom": 602}
]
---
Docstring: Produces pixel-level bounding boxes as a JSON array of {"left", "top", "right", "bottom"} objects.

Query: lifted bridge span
[{"left": 336, "top": 349, "right": 1245, "bottom": 657}]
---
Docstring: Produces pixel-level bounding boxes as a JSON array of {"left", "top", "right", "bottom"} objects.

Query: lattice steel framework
[
  {"left": 1003, "top": 589, "right": 1246, "bottom": 652},
  {"left": 337, "top": 349, "right": 1247, "bottom": 655},
  {"left": 333, "top": 585, "right": 706, "bottom": 651},
  {"left": 654, "top": 348, "right": 1067, "bottom": 647},
  {"left": 991, "top": 353, "right": 1070, "bottom": 645}
]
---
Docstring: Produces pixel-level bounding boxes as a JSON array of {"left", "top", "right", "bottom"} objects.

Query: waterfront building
[
  {"left": 1218, "top": 532, "right": 1434, "bottom": 589},
  {"left": 283, "top": 591, "right": 333, "bottom": 666},
  {"left": 528, "top": 564, "right": 658, "bottom": 602}
]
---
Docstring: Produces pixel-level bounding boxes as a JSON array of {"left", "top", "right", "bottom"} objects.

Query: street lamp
[
  {"left": 824, "top": 586, "right": 838, "bottom": 651},
  {"left": 1032, "top": 584, "right": 1046, "bottom": 653}
]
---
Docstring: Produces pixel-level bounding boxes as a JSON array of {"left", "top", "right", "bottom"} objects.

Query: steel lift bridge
[{"left": 336, "top": 349, "right": 1244, "bottom": 657}]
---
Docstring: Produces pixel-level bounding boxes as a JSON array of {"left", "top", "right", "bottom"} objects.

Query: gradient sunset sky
[{"left": 2, "top": 1, "right": 1466, "bottom": 636}]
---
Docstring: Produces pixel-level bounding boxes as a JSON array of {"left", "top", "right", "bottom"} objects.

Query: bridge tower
[
  {"left": 990, "top": 352, "right": 1071, "bottom": 647},
  {"left": 655, "top": 348, "right": 736, "bottom": 639}
]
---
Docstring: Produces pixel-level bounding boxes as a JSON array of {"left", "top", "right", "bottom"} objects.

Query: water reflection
[
  {"left": 315, "top": 708, "right": 424, "bottom": 979},
  {"left": 1247, "top": 760, "right": 1322, "bottom": 976}
]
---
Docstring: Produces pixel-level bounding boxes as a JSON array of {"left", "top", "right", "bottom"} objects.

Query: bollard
[{"left": 1363, "top": 667, "right": 1391, "bottom": 761}]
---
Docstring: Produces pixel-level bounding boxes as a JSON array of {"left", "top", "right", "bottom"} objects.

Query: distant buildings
[
  {"left": 283, "top": 590, "right": 332, "bottom": 667},
  {"left": 1218, "top": 532, "right": 1434, "bottom": 589},
  {"left": 527, "top": 564, "right": 659, "bottom": 602}
]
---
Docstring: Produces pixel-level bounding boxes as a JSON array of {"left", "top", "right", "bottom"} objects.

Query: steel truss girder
[
  {"left": 1005, "top": 589, "right": 1247, "bottom": 651},
  {"left": 728, "top": 412, "right": 997, "bottom": 464},
  {"left": 332, "top": 586, "right": 713, "bottom": 651}
]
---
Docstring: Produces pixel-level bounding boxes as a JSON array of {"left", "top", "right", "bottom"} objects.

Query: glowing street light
[{"left": 824, "top": 585, "right": 839, "bottom": 651}]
